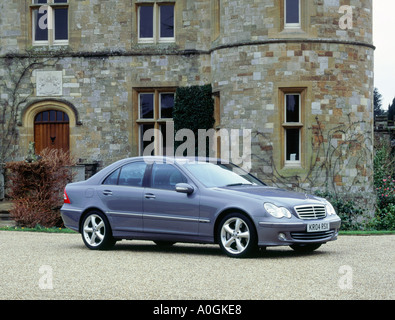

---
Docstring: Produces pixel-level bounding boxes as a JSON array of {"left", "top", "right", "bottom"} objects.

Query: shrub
[
  {"left": 173, "top": 84, "right": 215, "bottom": 156},
  {"left": 6, "top": 148, "right": 75, "bottom": 228},
  {"left": 366, "top": 204, "right": 395, "bottom": 231},
  {"left": 314, "top": 191, "right": 365, "bottom": 230},
  {"left": 376, "top": 176, "right": 395, "bottom": 208},
  {"left": 369, "top": 176, "right": 395, "bottom": 230},
  {"left": 372, "top": 140, "right": 395, "bottom": 230},
  {"left": 374, "top": 143, "right": 394, "bottom": 187}
]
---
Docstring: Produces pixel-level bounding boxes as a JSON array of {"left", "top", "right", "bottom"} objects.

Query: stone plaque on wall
[{"left": 36, "top": 70, "right": 63, "bottom": 96}]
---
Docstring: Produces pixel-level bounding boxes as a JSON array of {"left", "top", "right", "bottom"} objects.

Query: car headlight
[
  {"left": 264, "top": 203, "right": 292, "bottom": 219},
  {"left": 324, "top": 201, "right": 337, "bottom": 216}
]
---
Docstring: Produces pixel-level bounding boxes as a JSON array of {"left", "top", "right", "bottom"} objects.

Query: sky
[{"left": 373, "top": 0, "right": 395, "bottom": 110}]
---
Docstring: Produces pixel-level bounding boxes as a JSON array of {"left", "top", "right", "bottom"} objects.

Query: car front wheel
[
  {"left": 81, "top": 211, "right": 115, "bottom": 250},
  {"left": 218, "top": 213, "right": 257, "bottom": 258}
]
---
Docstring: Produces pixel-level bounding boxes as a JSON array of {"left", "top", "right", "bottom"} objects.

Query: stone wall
[{"left": 11, "top": 53, "right": 211, "bottom": 165}]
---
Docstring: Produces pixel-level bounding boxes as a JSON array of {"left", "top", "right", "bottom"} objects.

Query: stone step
[
  {"left": 0, "top": 215, "right": 15, "bottom": 227},
  {"left": 0, "top": 220, "right": 16, "bottom": 227},
  {"left": 0, "top": 201, "right": 13, "bottom": 212},
  {"left": 0, "top": 201, "right": 15, "bottom": 227}
]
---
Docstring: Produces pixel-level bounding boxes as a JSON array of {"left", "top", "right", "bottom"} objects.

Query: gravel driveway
[{"left": 0, "top": 231, "right": 393, "bottom": 300}]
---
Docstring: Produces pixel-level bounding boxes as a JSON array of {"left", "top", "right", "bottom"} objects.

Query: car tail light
[{"left": 63, "top": 189, "right": 71, "bottom": 204}]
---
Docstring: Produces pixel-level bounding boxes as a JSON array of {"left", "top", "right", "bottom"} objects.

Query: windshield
[{"left": 182, "top": 162, "right": 265, "bottom": 188}]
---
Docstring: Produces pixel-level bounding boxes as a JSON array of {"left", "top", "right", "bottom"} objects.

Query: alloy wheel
[
  {"left": 220, "top": 217, "right": 251, "bottom": 255},
  {"left": 83, "top": 214, "right": 106, "bottom": 247}
]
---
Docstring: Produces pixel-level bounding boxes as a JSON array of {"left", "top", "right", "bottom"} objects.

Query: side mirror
[{"left": 175, "top": 183, "right": 194, "bottom": 195}]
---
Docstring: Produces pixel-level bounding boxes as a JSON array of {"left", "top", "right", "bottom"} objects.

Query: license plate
[{"left": 307, "top": 222, "right": 330, "bottom": 233}]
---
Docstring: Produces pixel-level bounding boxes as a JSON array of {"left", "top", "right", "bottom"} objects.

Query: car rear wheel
[
  {"left": 218, "top": 213, "right": 257, "bottom": 258},
  {"left": 81, "top": 211, "right": 115, "bottom": 250}
]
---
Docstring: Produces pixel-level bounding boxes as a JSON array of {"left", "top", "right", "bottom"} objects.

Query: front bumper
[{"left": 256, "top": 216, "right": 341, "bottom": 247}]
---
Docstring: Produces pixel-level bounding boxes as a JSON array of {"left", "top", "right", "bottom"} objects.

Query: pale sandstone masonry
[{"left": 0, "top": 0, "right": 375, "bottom": 210}]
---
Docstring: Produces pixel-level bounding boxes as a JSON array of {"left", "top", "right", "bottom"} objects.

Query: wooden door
[{"left": 34, "top": 110, "right": 70, "bottom": 154}]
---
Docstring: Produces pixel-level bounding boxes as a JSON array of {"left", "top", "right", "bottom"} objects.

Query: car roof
[{"left": 85, "top": 156, "right": 229, "bottom": 184}]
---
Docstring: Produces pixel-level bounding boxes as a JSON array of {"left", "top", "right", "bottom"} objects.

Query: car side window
[
  {"left": 118, "top": 162, "right": 147, "bottom": 187},
  {"left": 151, "top": 163, "right": 187, "bottom": 190},
  {"left": 102, "top": 168, "right": 121, "bottom": 185}
]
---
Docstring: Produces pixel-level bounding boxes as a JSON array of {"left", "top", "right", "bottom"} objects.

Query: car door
[
  {"left": 97, "top": 161, "right": 148, "bottom": 234},
  {"left": 143, "top": 162, "right": 200, "bottom": 236}
]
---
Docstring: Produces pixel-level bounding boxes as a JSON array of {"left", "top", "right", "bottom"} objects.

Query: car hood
[{"left": 216, "top": 185, "right": 325, "bottom": 207}]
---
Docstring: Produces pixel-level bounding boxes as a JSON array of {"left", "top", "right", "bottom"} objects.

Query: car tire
[
  {"left": 81, "top": 211, "right": 116, "bottom": 250},
  {"left": 218, "top": 213, "right": 257, "bottom": 258},
  {"left": 290, "top": 243, "right": 322, "bottom": 253}
]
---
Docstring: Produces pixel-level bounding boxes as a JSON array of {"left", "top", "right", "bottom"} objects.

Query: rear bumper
[
  {"left": 256, "top": 216, "right": 341, "bottom": 247},
  {"left": 60, "top": 206, "right": 82, "bottom": 232}
]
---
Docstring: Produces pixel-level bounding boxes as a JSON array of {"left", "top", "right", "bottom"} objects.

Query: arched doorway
[{"left": 34, "top": 110, "right": 70, "bottom": 153}]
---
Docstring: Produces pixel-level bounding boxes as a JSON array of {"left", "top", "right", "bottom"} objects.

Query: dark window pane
[
  {"left": 56, "top": 111, "right": 63, "bottom": 121},
  {"left": 118, "top": 162, "right": 147, "bottom": 187},
  {"left": 286, "top": 0, "right": 300, "bottom": 24},
  {"left": 160, "top": 124, "right": 167, "bottom": 155},
  {"left": 160, "top": 93, "right": 174, "bottom": 118},
  {"left": 35, "top": 113, "right": 42, "bottom": 122},
  {"left": 103, "top": 168, "right": 120, "bottom": 185},
  {"left": 286, "top": 128, "right": 300, "bottom": 161},
  {"left": 54, "top": 8, "right": 68, "bottom": 40},
  {"left": 63, "top": 112, "right": 69, "bottom": 122},
  {"left": 33, "top": 9, "right": 48, "bottom": 41},
  {"left": 49, "top": 110, "right": 56, "bottom": 121},
  {"left": 140, "top": 93, "right": 154, "bottom": 119},
  {"left": 139, "top": 6, "right": 153, "bottom": 38},
  {"left": 42, "top": 111, "right": 49, "bottom": 122},
  {"left": 160, "top": 123, "right": 175, "bottom": 156},
  {"left": 54, "top": 0, "right": 68, "bottom": 3},
  {"left": 160, "top": 5, "right": 174, "bottom": 38},
  {"left": 140, "top": 124, "right": 155, "bottom": 155},
  {"left": 34, "top": 0, "right": 48, "bottom": 4},
  {"left": 285, "top": 94, "right": 300, "bottom": 122}
]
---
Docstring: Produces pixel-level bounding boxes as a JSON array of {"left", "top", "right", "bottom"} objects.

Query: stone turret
[{"left": 211, "top": 0, "right": 374, "bottom": 206}]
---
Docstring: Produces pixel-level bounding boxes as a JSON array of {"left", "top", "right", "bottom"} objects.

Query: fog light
[{"left": 278, "top": 233, "right": 286, "bottom": 241}]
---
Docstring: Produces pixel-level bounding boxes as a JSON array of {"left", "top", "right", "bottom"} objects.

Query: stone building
[{"left": 0, "top": 0, "right": 375, "bottom": 207}]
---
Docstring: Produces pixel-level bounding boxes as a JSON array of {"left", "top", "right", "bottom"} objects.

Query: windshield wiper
[{"left": 225, "top": 183, "right": 253, "bottom": 187}]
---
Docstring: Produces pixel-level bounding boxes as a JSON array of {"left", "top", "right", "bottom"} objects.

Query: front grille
[
  {"left": 291, "top": 230, "right": 335, "bottom": 241},
  {"left": 294, "top": 205, "right": 326, "bottom": 220}
]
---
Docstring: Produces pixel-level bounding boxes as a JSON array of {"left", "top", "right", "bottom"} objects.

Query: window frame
[
  {"left": 30, "top": 0, "right": 69, "bottom": 46},
  {"left": 280, "top": 88, "right": 306, "bottom": 167},
  {"left": 284, "top": 127, "right": 301, "bottom": 164},
  {"left": 137, "top": 2, "right": 175, "bottom": 44},
  {"left": 284, "top": 0, "right": 301, "bottom": 29},
  {"left": 159, "top": 92, "right": 175, "bottom": 120},
  {"left": 137, "top": 4, "right": 155, "bottom": 44},
  {"left": 158, "top": 4, "right": 175, "bottom": 43},
  {"left": 134, "top": 88, "right": 177, "bottom": 156},
  {"left": 34, "top": 110, "right": 69, "bottom": 123}
]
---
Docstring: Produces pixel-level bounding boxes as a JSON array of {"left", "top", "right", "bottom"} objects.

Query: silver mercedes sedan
[{"left": 61, "top": 156, "right": 341, "bottom": 258}]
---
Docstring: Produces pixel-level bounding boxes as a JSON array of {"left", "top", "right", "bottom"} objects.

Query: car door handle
[
  {"left": 144, "top": 193, "right": 156, "bottom": 199},
  {"left": 103, "top": 190, "right": 113, "bottom": 196}
]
